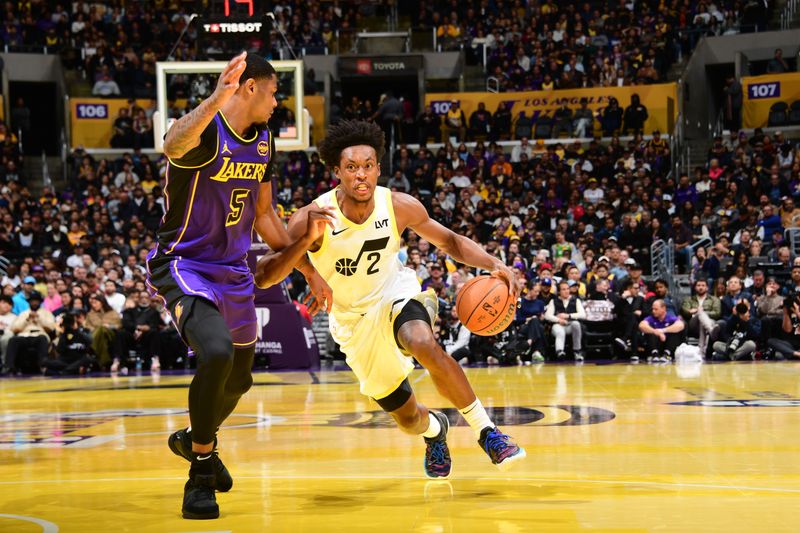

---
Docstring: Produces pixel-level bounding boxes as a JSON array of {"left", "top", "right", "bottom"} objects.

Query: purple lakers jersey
[{"left": 154, "top": 111, "right": 273, "bottom": 265}]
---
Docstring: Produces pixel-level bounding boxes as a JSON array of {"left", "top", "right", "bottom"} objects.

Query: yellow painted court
[{"left": 1, "top": 363, "right": 799, "bottom": 532}]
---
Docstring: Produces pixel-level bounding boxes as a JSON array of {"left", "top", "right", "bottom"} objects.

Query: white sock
[
  {"left": 421, "top": 412, "right": 442, "bottom": 439},
  {"left": 459, "top": 399, "right": 494, "bottom": 438}
]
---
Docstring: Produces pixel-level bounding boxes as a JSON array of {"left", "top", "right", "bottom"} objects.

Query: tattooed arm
[{"left": 162, "top": 52, "right": 247, "bottom": 160}]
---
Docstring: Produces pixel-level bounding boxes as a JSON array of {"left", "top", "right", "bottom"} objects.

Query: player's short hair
[
  {"left": 317, "top": 120, "right": 386, "bottom": 168},
  {"left": 239, "top": 54, "right": 277, "bottom": 84}
]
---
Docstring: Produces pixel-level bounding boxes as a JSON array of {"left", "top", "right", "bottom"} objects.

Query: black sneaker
[
  {"left": 169, "top": 428, "right": 233, "bottom": 492},
  {"left": 613, "top": 337, "right": 628, "bottom": 352},
  {"left": 423, "top": 411, "right": 452, "bottom": 479},
  {"left": 182, "top": 457, "right": 219, "bottom": 520}
]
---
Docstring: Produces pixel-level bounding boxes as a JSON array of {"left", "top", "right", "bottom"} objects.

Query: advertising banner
[
  {"left": 741, "top": 72, "right": 800, "bottom": 128},
  {"left": 426, "top": 83, "right": 678, "bottom": 135},
  {"left": 247, "top": 247, "right": 321, "bottom": 370},
  {"left": 338, "top": 55, "right": 424, "bottom": 77},
  {"left": 70, "top": 95, "right": 325, "bottom": 150}
]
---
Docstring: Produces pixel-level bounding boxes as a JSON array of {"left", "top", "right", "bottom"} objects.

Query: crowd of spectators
[
  {"left": 0, "top": 2, "right": 796, "bottom": 374},
  {"left": 416, "top": 0, "right": 769, "bottom": 92},
  {"left": 1, "top": 1, "right": 773, "bottom": 103},
  {"left": 4, "top": 118, "right": 800, "bottom": 374}
]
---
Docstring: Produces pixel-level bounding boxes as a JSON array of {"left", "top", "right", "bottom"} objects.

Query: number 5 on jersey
[{"left": 226, "top": 188, "right": 250, "bottom": 226}]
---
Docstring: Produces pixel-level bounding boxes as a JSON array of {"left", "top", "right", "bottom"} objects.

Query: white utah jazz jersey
[{"left": 308, "top": 186, "right": 420, "bottom": 318}]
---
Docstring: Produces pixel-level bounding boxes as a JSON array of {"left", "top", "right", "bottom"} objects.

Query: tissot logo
[{"left": 204, "top": 22, "right": 263, "bottom": 33}]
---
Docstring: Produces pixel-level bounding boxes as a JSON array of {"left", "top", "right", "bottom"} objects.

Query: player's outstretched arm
[
  {"left": 394, "top": 193, "right": 519, "bottom": 299},
  {"left": 254, "top": 184, "right": 335, "bottom": 313},
  {"left": 162, "top": 51, "right": 246, "bottom": 159},
  {"left": 254, "top": 204, "right": 334, "bottom": 290}
]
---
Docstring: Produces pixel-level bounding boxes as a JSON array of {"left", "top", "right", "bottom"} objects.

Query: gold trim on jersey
[
  {"left": 165, "top": 171, "right": 201, "bottom": 254},
  {"left": 166, "top": 135, "right": 219, "bottom": 169},
  {"left": 219, "top": 110, "right": 258, "bottom": 143}
]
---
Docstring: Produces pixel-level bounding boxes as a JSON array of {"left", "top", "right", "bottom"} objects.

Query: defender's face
[
  {"left": 336, "top": 145, "right": 380, "bottom": 204},
  {"left": 249, "top": 75, "right": 278, "bottom": 124}
]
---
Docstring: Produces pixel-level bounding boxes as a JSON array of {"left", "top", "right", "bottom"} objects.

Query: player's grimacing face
[{"left": 336, "top": 145, "right": 380, "bottom": 202}]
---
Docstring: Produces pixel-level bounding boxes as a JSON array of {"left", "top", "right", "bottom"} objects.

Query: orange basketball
[{"left": 456, "top": 275, "right": 516, "bottom": 336}]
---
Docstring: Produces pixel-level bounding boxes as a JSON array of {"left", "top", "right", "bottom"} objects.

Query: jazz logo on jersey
[
  {"left": 335, "top": 237, "right": 389, "bottom": 276},
  {"left": 209, "top": 157, "right": 267, "bottom": 182},
  {"left": 221, "top": 140, "right": 232, "bottom": 155},
  {"left": 257, "top": 140, "right": 270, "bottom": 156}
]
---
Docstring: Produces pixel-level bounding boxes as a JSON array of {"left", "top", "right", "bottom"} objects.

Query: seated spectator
[
  {"left": 4, "top": 291, "right": 55, "bottom": 375},
  {"left": 443, "top": 101, "right": 466, "bottom": 142},
  {"left": 110, "top": 290, "right": 161, "bottom": 373},
  {"left": 468, "top": 102, "right": 492, "bottom": 140},
  {"left": 513, "top": 111, "right": 533, "bottom": 139},
  {"left": 680, "top": 279, "right": 722, "bottom": 356},
  {"left": 613, "top": 278, "right": 645, "bottom": 360},
  {"left": 767, "top": 48, "right": 789, "bottom": 74},
  {"left": 623, "top": 94, "right": 648, "bottom": 136},
  {"left": 645, "top": 278, "right": 679, "bottom": 317},
  {"left": 552, "top": 103, "right": 574, "bottom": 138},
  {"left": 573, "top": 98, "right": 594, "bottom": 138},
  {"left": 544, "top": 281, "right": 586, "bottom": 362},
  {"left": 510, "top": 137, "right": 533, "bottom": 163},
  {"left": 514, "top": 280, "right": 548, "bottom": 363},
  {"left": 43, "top": 312, "right": 95, "bottom": 375},
  {"left": 386, "top": 170, "right": 411, "bottom": 193},
  {"left": 12, "top": 275, "right": 37, "bottom": 314},
  {"left": 110, "top": 108, "right": 134, "bottom": 149},
  {"left": 0, "top": 295, "right": 16, "bottom": 369},
  {"left": 639, "top": 299, "right": 685, "bottom": 362},
  {"left": 599, "top": 98, "right": 623, "bottom": 136},
  {"left": 85, "top": 292, "right": 121, "bottom": 369},
  {"left": 712, "top": 302, "right": 760, "bottom": 361},
  {"left": 92, "top": 72, "right": 121, "bottom": 97},
  {"left": 756, "top": 277, "right": 785, "bottom": 340}
]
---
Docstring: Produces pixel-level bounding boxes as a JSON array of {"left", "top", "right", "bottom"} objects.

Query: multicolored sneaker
[
  {"left": 478, "top": 426, "right": 527, "bottom": 471},
  {"left": 424, "top": 411, "right": 452, "bottom": 479},
  {"left": 169, "top": 428, "right": 233, "bottom": 492}
]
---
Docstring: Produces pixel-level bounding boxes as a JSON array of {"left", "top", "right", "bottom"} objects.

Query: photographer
[
  {"left": 711, "top": 302, "right": 760, "bottom": 361},
  {"left": 42, "top": 312, "right": 95, "bottom": 375},
  {"left": 767, "top": 293, "right": 800, "bottom": 359},
  {"left": 439, "top": 305, "right": 472, "bottom": 366}
]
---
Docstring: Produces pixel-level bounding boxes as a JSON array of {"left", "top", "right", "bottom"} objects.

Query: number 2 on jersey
[{"left": 226, "top": 188, "right": 250, "bottom": 226}]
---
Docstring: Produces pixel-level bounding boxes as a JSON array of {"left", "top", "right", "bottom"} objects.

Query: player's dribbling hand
[
  {"left": 212, "top": 51, "right": 248, "bottom": 106},
  {"left": 305, "top": 205, "right": 336, "bottom": 242},
  {"left": 490, "top": 264, "right": 519, "bottom": 300}
]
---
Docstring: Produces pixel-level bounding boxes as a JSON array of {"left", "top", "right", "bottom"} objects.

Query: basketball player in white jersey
[{"left": 256, "top": 120, "right": 526, "bottom": 477}]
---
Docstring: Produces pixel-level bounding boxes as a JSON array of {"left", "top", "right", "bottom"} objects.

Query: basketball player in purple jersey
[
  {"left": 147, "top": 52, "right": 333, "bottom": 519},
  {"left": 256, "top": 121, "right": 526, "bottom": 479}
]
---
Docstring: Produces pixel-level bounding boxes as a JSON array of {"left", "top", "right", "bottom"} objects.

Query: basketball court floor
[{"left": 0, "top": 362, "right": 798, "bottom": 532}]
